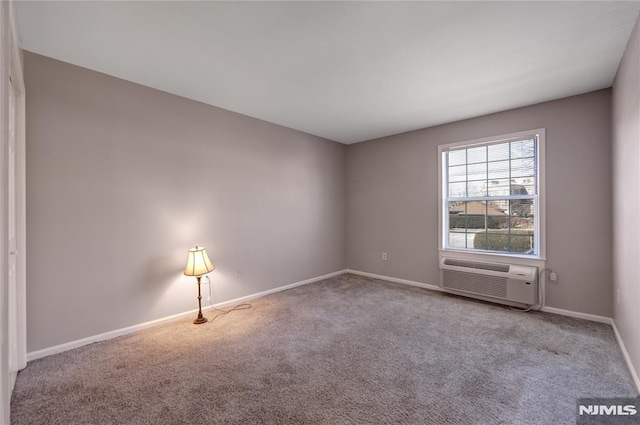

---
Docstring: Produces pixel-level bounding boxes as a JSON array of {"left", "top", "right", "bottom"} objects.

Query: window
[{"left": 440, "top": 130, "right": 544, "bottom": 257}]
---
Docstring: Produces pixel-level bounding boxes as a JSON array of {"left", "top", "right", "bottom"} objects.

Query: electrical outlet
[
  {"left": 382, "top": 252, "right": 388, "bottom": 261},
  {"left": 236, "top": 266, "right": 242, "bottom": 277},
  {"left": 549, "top": 272, "right": 557, "bottom": 282}
]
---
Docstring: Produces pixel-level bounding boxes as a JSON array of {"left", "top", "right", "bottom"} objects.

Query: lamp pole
[{"left": 193, "top": 275, "right": 207, "bottom": 324}]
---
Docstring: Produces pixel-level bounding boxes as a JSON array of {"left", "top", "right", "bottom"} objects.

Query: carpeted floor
[{"left": 10, "top": 273, "right": 637, "bottom": 424}]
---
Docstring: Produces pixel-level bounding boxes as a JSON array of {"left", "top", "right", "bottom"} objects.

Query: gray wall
[
  {"left": 25, "top": 47, "right": 620, "bottom": 353},
  {"left": 24, "top": 52, "right": 346, "bottom": 352},
  {"left": 613, "top": 16, "right": 640, "bottom": 385},
  {"left": 346, "top": 89, "right": 613, "bottom": 317}
]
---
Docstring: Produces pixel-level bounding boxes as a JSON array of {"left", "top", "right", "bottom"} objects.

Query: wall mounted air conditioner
[{"left": 439, "top": 257, "right": 538, "bottom": 306}]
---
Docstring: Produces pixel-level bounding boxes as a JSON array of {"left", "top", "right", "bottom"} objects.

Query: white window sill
[{"left": 438, "top": 248, "right": 546, "bottom": 267}]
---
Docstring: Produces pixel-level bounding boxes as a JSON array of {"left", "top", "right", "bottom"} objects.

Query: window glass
[{"left": 443, "top": 135, "right": 539, "bottom": 256}]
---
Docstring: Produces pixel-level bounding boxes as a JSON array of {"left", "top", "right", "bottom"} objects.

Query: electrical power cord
[{"left": 201, "top": 275, "right": 252, "bottom": 323}]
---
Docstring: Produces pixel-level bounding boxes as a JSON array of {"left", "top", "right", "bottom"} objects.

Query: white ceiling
[{"left": 15, "top": 1, "right": 640, "bottom": 144}]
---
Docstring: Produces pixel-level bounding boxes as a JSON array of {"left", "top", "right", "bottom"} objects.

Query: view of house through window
[{"left": 442, "top": 133, "right": 540, "bottom": 256}]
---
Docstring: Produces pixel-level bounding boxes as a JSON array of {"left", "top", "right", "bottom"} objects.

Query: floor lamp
[{"left": 184, "top": 246, "right": 215, "bottom": 324}]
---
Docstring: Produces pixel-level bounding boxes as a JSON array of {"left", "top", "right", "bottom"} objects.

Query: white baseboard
[
  {"left": 540, "top": 306, "right": 612, "bottom": 324},
  {"left": 27, "top": 310, "right": 200, "bottom": 362},
  {"left": 346, "top": 269, "right": 613, "bottom": 324},
  {"left": 27, "top": 269, "right": 348, "bottom": 362},
  {"left": 214, "top": 269, "right": 348, "bottom": 306},
  {"left": 346, "top": 269, "right": 443, "bottom": 292},
  {"left": 611, "top": 320, "right": 640, "bottom": 394}
]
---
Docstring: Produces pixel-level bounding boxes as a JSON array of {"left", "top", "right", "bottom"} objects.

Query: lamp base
[{"left": 193, "top": 316, "right": 208, "bottom": 325}]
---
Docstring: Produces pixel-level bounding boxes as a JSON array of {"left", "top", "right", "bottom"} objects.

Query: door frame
[
  {"left": 9, "top": 0, "right": 26, "bottom": 381},
  {"left": 0, "top": 0, "right": 26, "bottom": 422}
]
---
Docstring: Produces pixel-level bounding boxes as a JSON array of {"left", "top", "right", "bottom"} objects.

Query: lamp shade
[{"left": 184, "top": 246, "right": 215, "bottom": 277}]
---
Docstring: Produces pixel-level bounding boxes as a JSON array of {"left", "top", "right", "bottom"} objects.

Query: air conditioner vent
[
  {"left": 439, "top": 257, "right": 538, "bottom": 306},
  {"left": 442, "top": 270, "right": 508, "bottom": 298},
  {"left": 443, "top": 258, "right": 510, "bottom": 272}
]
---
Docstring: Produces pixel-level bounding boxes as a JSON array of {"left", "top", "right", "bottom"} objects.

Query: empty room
[{"left": 2, "top": 1, "right": 640, "bottom": 424}]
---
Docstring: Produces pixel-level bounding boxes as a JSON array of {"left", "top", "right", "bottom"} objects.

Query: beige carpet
[{"left": 11, "top": 273, "right": 637, "bottom": 424}]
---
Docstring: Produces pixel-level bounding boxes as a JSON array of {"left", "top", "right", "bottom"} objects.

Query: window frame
[{"left": 438, "top": 129, "right": 546, "bottom": 260}]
